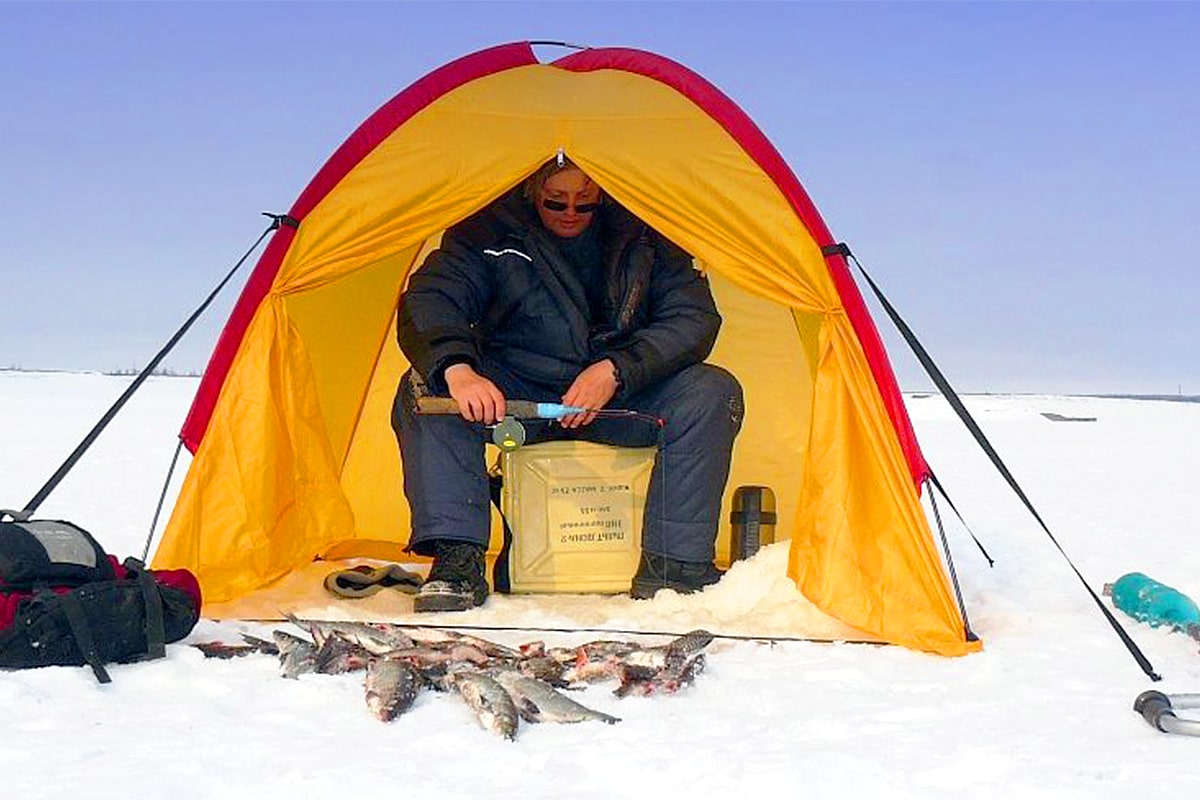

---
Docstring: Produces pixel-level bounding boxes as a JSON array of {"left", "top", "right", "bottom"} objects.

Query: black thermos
[{"left": 729, "top": 485, "right": 776, "bottom": 561}]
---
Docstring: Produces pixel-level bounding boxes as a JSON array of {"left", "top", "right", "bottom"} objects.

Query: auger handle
[{"left": 1134, "top": 690, "right": 1176, "bottom": 732}]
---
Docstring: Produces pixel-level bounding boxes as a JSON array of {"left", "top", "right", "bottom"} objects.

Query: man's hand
[
  {"left": 444, "top": 363, "right": 506, "bottom": 424},
  {"left": 560, "top": 359, "right": 619, "bottom": 429}
]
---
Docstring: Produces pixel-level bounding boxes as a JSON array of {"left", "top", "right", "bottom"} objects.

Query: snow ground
[{"left": 3, "top": 371, "right": 1200, "bottom": 799}]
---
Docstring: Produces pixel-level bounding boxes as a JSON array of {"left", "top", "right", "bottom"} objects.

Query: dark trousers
[{"left": 392, "top": 362, "right": 743, "bottom": 563}]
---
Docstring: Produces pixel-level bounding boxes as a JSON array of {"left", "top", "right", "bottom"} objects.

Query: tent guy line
[
  {"left": 844, "top": 244, "right": 1159, "bottom": 680},
  {"left": 9, "top": 213, "right": 286, "bottom": 522}
]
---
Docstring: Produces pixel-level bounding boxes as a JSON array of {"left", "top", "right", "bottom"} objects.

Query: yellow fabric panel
[
  {"left": 154, "top": 298, "right": 355, "bottom": 601},
  {"left": 155, "top": 61, "right": 973, "bottom": 653},
  {"left": 318, "top": 236, "right": 443, "bottom": 554},
  {"left": 282, "top": 246, "right": 416, "bottom": 460},
  {"left": 789, "top": 312, "right": 979, "bottom": 655},
  {"left": 273, "top": 65, "right": 838, "bottom": 317},
  {"left": 705, "top": 268, "right": 814, "bottom": 562},
  {"left": 336, "top": 297, "right": 411, "bottom": 544}
]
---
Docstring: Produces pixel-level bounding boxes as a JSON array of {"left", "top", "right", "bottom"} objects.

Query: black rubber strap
[
  {"left": 729, "top": 511, "right": 778, "bottom": 525},
  {"left": 126, "top": 559, "right": 166, "bottom": 660},
  {"left": 58, "top": 591, "right": 112, "bottom": 684}
]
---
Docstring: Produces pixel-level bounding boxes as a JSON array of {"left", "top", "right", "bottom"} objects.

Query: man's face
[{"left": 536, "top": 167, "right": 601, "bottom": 238}]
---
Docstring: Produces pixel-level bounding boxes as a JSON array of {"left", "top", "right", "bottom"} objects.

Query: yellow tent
[{"left": 153, "top": 42, "right": 980, "bottom": 657}]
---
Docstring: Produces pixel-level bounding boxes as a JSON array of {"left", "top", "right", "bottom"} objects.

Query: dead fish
[
  {"left": 286, "top": 614, "right": 415, "bottom": 654},
  {"left": 382, "top": 643, "right": 491, "bottom": 670},
  {"left": 273, "top": 630, "right": 318, "bottom": 679},
  {"left": 663, "top": 629, "right": 715, "bottom": 663},
  {"left": 313, "top": 636, "right": 371, "bottom": 675},
  {"left": 492, "top": 670, "right": 619, "bottom": 725},
  {"left": 596, "top": 629, "right": 716, "bottom": 677},
  {"left": 273, "top": 629, "right": 313, "bottom": 652},
  {"left": 404, "top": 628, "right": 523, "bottom": 661},
  {"left": 517, "top": 655, "right": 567, "bottom": 686},
  {"left": 561, "top": 647, "right": 636, "bottom": 684},
  {"left": 191, "top": 641, "right": 265, "bottom": 659},
  {"left": 620, "top": 648, "right": 669, "bottom": 671},
  {"left": 241, "top": 633, "right": 281, "bottom": 655},
  {"left": 453, "top": 670, "right": 520, "bottom": 740},
  {"left": 621, "top": 629, "right": 715, "bottom": 670},
  {"left": 420, "top": 660, "right": 492, "bottom": 693},
  {"left": 519, "top": 640, "right": 546, "bottom": 658},
  {"left": 615, "top": 653, "right": 707, "bottom": 698},
  {"left": 571, "top": 640, "right": 642, "bottom": 662},
  {"left": 364, "top": 658, "right": 421, "bottom": 722}
]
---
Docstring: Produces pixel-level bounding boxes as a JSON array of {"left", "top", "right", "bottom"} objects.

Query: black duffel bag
[{"left": 0, "top": 517, "right": 200, "bottom": 683}]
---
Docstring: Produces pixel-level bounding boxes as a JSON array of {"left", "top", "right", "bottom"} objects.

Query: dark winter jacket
[{"left": 396, "top": 189, "right": 721, "bottom": 399}]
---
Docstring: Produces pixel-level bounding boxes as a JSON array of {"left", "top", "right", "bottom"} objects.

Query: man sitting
[{"left": 392, "top": 157, "right": 743, "bottom": 612}]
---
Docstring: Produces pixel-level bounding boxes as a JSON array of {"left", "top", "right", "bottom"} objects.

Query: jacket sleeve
[
  {"left": 603, "top": 235, "right": 722, "bottom": 398},
  {"left": 395, "top": 230, "right": 494, "bottom": 389}
]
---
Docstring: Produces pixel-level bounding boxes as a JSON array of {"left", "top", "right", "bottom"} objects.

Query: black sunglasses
[{"left": 541, "top": 198, "right": 602, "bottom": 214}]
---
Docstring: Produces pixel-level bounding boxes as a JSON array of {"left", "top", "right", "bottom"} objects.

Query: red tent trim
[
  {"left": 181, "top": 42, "right": 927, "bottom": 484},
  {"left": 180, "top": 43, "right": 539, "bottom": 451},
  {"left": 555, "top": 47, "right": 927, "bottom": 482}
]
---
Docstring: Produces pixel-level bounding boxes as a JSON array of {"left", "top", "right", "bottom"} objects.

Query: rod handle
[{"left": 415, "top": 397, "right": 554, "bottom": 418}]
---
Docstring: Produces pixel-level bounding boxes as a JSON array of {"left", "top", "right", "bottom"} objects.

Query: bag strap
[
  {"left": 124, "top": 558, "right": 166, "bottom": 660},
  {"left": 56, "top": 591, "right": 112, "bottom": 684}
]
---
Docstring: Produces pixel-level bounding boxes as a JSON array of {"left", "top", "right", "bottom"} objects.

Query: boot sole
[
  {"left": 630, "top": 577, "right": 694, "bottom": 600},
  {"left": 412, "top": 583, "right": 488, "bottom": 613},
  {"left": 630, "top": 574, "right": 724, "bottom": 600},
  {"left": 413, "top": 594, "right": 477, "bottom": 612}
]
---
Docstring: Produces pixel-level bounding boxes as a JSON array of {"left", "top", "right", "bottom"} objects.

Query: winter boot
[
  {"left": 630, "top": 552, "right": 724, "bottom": 599},
  {"left": 413, "top": 540, "right": 489, "bottom": 612}
]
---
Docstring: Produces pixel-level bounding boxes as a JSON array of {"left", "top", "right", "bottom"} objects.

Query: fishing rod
[{"left": 415, "top": 396, "right": 662, "bottom": 451}]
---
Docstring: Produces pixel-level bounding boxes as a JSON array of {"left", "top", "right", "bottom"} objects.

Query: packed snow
[{"left": 3, "top": 371, "right": 1200, "bottom": 799}]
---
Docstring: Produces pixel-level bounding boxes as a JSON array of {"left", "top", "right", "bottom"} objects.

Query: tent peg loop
[
  {"left": 262, "top": 212, "right": 300, "bottom": 230},
  {"left": 821, "top": 242, "right": 852, "bottom": 258}
]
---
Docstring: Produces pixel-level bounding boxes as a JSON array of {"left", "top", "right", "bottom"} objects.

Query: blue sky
[{"left": 1, "top": 2, "right": 1196, "bottom": 393}]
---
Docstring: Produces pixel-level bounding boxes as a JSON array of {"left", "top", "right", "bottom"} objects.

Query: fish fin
[{"left": 516, "top": 698, "right": 542, "bottom": 723}]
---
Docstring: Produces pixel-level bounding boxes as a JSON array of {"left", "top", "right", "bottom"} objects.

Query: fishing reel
[{"left": 491, "top": 416, "right": 527, "bottom": 451}]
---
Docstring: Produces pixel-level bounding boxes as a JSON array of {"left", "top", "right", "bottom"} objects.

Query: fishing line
[{"left": 354, "top": 619, "right": 883, "bottom": 647}]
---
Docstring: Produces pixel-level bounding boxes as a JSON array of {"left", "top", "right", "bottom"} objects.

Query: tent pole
[
  {"left": 927, "top": 468, "right": 994, "bottom": 567},
  {"left": 141, "top": 437, "right": 186, "bottom": 563},
  {"left": 14, "top": 213, "right": 289, "bottom": 521},
  {"left": 925, "top": 478, "right": 978, "bottom": 642}
]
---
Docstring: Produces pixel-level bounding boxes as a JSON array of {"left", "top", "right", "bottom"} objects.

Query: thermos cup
[{"left": 730, "top": 485, "right": 776, "bottom": 561}]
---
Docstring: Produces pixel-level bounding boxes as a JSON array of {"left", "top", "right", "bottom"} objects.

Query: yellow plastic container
[{"left": 501, "top": 440, "right": 657, "bottom": 593}]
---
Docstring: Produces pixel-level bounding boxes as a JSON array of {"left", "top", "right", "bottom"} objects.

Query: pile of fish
[{"left": 192, "top": 616, "right": 714, "bottom": 740}]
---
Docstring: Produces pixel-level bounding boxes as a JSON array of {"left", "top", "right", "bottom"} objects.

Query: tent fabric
[
  {"left": 154, "top": 42, "right": 979, "bottom": 657},
  {"left": 180, "top": 43, "right": 542, "bottom": 451}
]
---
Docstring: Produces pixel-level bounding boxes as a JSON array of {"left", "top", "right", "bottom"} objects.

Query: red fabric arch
[
  {"left": 181, "top": 42, "right": 927, "bottom": 485},
  {"left": 180, "top": 43, "right": 539, "bottom": 450},
  {"left": 554, "top": 47, "right": 926, "bottom": 483}
]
